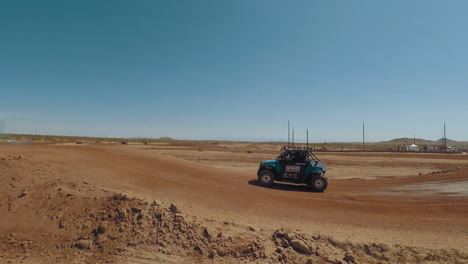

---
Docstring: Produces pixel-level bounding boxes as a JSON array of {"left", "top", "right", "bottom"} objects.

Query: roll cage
[{"left": 276, "top": 149, "right": 322, "bottom": 166}]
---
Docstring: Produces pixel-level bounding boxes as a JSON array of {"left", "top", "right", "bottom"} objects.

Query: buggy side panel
[
  {"left": 258, "top": 162, "right": 282, "bottom": 177},
  {"left": 304, "top": 163, "right": 324, "bottom": 175}
]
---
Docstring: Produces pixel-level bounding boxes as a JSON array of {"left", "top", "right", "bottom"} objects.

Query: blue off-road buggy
[{"left": 257, "top": 149, "right": 328, "bottom": 192}]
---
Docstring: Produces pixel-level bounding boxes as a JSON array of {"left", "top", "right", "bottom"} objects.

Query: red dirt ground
[{"left": 1, "top": 143, "right": 467, "bottom": 263}]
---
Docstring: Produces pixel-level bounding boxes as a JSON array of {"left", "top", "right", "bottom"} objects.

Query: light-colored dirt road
[{"left": 1, "top": 143, "right": 467, "bottom": 254}]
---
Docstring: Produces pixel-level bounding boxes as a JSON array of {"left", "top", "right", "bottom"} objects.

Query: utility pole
[
  {"left": 292, "top": 130, "right": 295, "bottom": 147},
  {"left": 288, "top": 120, "right": 290, "bottom": 148},
  {"left": 306, "top": 129, "right": 309, "bottom": 150},
  {"left": 444, "top": 123, "right": 447, "bottom": 148},
  {"left": 362, "top": 122, "right": 365, "bottom": 151}
]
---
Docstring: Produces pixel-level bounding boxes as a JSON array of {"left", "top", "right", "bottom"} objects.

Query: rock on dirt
[
  {"left": 344, "top": 252, "right": 355, "bottom": 263},
  {"left": 290, "top": 239, "right": 312, "bottom": 255},
  {"left": 96, "top": 234, "right": 108, "bottom": 245},
  {"left": 74, "top": 239, "right": 94, "bottom": 250},
  {"left": 169, "top": 203, "right": 180, "bottom": 213},
  {"left": 97, "top": 222, "right": 108, "bottom": 234},
  {"left": 278, "top": 237, "right": 289, "bottom": 247},
  {"left": 285, "top": 232, "right": 296, "bottom": 241},
  {"left": 18, "top": 189, "right": 27, "bottom": 198},
  {"left": 152, "top": 200, "right": 164, "bottom": 206}
]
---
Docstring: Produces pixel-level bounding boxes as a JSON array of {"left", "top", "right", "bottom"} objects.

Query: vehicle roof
[
  {"left": 281, "top": 149, "right": 313, "bottom": 154},
  {"left": 284, "top": 148, "right": 310, "bottom": 151}
]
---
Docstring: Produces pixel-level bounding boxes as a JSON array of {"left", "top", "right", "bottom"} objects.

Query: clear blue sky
[{"left": 1, "top": 0, "right": 467, "bottom": 142}]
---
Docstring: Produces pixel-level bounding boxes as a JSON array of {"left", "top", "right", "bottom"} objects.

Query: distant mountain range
[{"left": 378, "top": 137, "right": 468, "bottom": 146}]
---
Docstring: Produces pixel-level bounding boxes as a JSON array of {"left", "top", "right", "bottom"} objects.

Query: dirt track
[{"left": 1, "top": 143, "right": 467, "bottom": 263}]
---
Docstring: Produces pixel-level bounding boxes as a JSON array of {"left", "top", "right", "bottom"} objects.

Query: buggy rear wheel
[{"left": 258, "top": 170, "right": 274, "bottom": 187}]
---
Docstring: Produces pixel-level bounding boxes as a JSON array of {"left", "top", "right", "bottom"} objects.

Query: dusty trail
[{"left": 1, "top": 144, "right": 467, "bottom": 253}]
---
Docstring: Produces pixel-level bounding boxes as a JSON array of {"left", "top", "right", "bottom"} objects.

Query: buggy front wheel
[
  {"left": 258, "top": 170, "right": 274, "bottom": 187},
  {"left": 310, "top": 175, "right": 328, "bottom": 192}
]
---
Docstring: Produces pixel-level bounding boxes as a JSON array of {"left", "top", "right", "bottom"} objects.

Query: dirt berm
[{"left": 1, "top": 184, "right": 466, "bottom": 263}]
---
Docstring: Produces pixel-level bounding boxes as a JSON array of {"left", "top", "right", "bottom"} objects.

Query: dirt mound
[
  {"left": 1, "top": 187, "right": 467, "bottom": 263},
  {"left": 0, "top": 189, "right": 264, "bottom": 263},
  {"left": 66, "top": 194, "right": 266, "bottom": 262},
  {"left": 272, "top": 230, "right": 467, "bottom": 264},
  {"left": 0, "top": 152, "right": 268, "bottom": 263}
]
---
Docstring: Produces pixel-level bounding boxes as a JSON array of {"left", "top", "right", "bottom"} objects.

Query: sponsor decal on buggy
[
  {"left": 283, "top": 173, "right": 297, "bottom": 178},
  {"left": 285, "top": 165, "right": 301, "bottom": 173}
]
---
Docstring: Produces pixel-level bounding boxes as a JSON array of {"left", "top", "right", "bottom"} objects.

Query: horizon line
[{"left": 1, "top": 133, "right": 467, "bottom": 144}]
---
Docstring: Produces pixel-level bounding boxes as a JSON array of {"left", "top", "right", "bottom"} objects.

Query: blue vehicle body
[
  {"left": 260, "top": 159, "right": 325, "bottom": 175},
  {"left": 257, "top": 149, "right": 328, "bottom": 191}
]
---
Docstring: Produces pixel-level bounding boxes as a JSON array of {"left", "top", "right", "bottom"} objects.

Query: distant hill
[
  {"left": 433, "top": 138, "right": 465, "bottom": 146},
  {"left": 379, "top": 137, "right": 468, "bottom": 146},
  {"left": 381, "top": 137, "right": 433, "bottom": 145}
]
